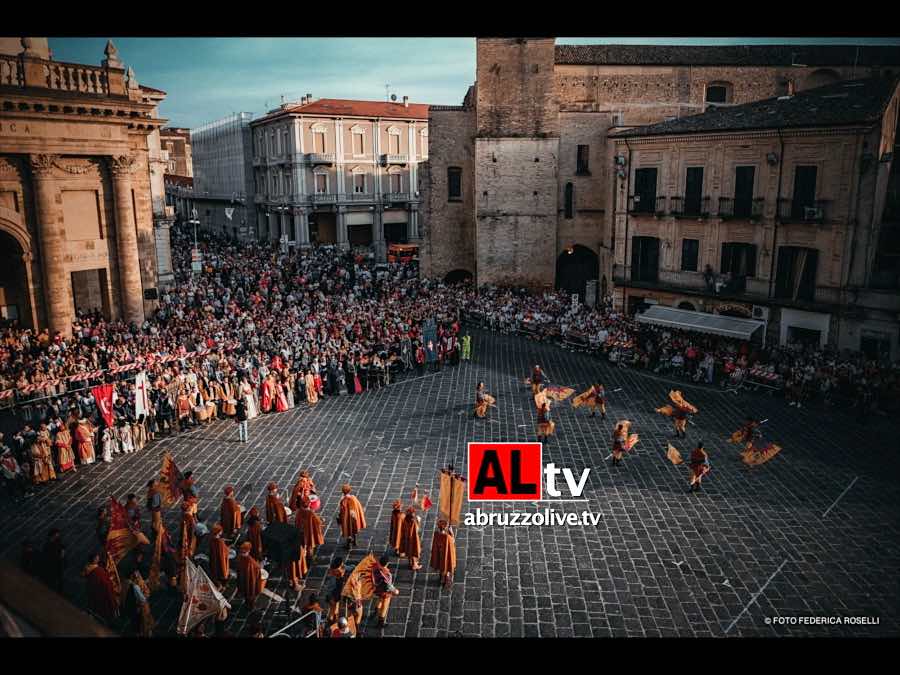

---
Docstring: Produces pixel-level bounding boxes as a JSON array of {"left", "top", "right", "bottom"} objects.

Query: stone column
[
  {"left": 409, "top": 204, "right": 420, "bottom": 240},
  {"left": 108, "top": 154, "right": 145, "bottom": 326},
  {"left": 30, "top": 154, "right": 74, "bottom": 337},
  {"left": 373, "top": 207, "right": 386, "bottom": 262},
  {"left": 336, "top": 207, "right": 350, "bottom": 250},
  {"left": 295, "top": 210, "right": 310, "bottom": 247}
]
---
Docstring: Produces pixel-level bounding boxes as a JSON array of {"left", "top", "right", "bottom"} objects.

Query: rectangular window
[
  {"left": 632, "top": 168, "right": 657, "bottom": 213},
  {"left": 390, "top": 173, "right": 402, "bottom": 194},
  {"left": 721, "top": 242, "right": 758, "bottom": 286},
  {"left": 706, "top": 85, "right": 728, "bottom": 103},
  {"left": 791, "top": 165, "right": 818, "bottom": 218},
  {"left": 684, "top": 167, "right": 704, "bottom": 215},
  {"left": 681, "top": 239, "right": 699, "bottom": 272},
  {"left": 354, "top": 173, "right": 366, "bottom": 193},
  {"left": 447, "top": 167, "right": 462, "bottom": 201},
  {"left": 315, "top": 174, "right": 327, "bottom": 193},
  {"left": 775, "top": 246, "right": 818, "bottom": 301},
  {"left": 564, "top": 183, "right": 574, "bottom": 219},
  {"left": 353, "top": 133, "right": 364, "bottom": 155},
  {"left": 576, "top": 145, "right": 590, "bottom": 175},
  {"left": 389, "top": 134, "right": 400, "bottom": 155},
  {"left": 734, "top": 166, "right": 755, "bottom": 217},
  {"left": 631, "top": 236, "right": 660, "bottom": 282},
  {"left": 314, "top": 131, "right": 326, "bottom": 154}
]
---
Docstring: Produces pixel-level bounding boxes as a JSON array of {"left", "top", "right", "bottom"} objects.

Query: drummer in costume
[
  {"left": 337, "top": 484, "right": 367, "bottom": 548},
  {"left": 290, "top": 470, "right": 318, "bottom": 511},
  {"left": 572, "top": 383, "right": 607, "bottom": 419},
  {"left": 529, "top": 365, "right": 544, "bottom": 396},
  {"left": 688, "top": 441, "right": 711, "bottom": 492},
  {"left": 373, "top": 555, "right": 400, "bottom": 628},
  {"left": 536, "top": 400, "right": 556, "bottom": 442},
  {"left": 295, "top": 492, "right": 325, "bottom": 560},
  {"left": 265, "top": 482, "right": 288, "bottom": 524},
  {"left": 474, "top": 382, "right": 496, "bottom": 419},
  {"left": 220, "top": 486, "right": 243, "bottom": 538}
]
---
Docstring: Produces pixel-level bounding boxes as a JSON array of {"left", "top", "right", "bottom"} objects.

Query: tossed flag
[
  {"left": 571, "top": 388, "right": 595, "bottom": 408},
  {"left": 668, "top": 390, "right": 698, "bottom": 414},
  {"left": 341, "top": 553, "right": 378, "bottom": 602},
  {"left": 543, "top": 385, "right": 575, "bottom": 402},
  {"left": 624, "top": 433, "right": 640, "bottom": 451},
  {"left": 666, "top": 443, "right": 684, "bottom": 465},
  {"left": 92, "top": 384, "right": 115, "bottom": 428},
  {"left": 134, "top": 371, "right": 151, "bottom": 420},
  {"left": 105, "top": 551, "right": 121, "bottom": 609},
  {"left": 422, "top": 493, "right": 433, "bottom": 511},
  {"left": 106, "top": 497, "right": 140, "bottom": 563},
  {"left": 438, "top": 469, "right": 465, "bottom": 526},
  {"left": 655, "top": 404, "right": 675, "bottom": 417},
  {"left": 158, "top": 451, "right": 184, "bottom": 508},
  {"left": 741, "top": 442, "right": 782, "bottom": 466},
  {"left": 177, "top": 558, "right": 231, "bottom": 635}
]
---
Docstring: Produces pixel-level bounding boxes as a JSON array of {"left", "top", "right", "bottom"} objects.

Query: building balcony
[
  {"left": 718, "top": 197, "right": 765, "bottom": 221},
  {"left": 627, "top": 195, "right": 667, "bottom": 216},
  {"left": 346, "top": 192, "right": 374, "bottom": 202},
  {"left": 310, "top": 193, "right": 338, "bottom": 204},
  {"left": 777, "top": 198, "right": 832, "bottom": 224},
  {"left": 383, "top": 192, "right": 411, "bottom": 204},
  {"left": 670, "top": 196, "right": 711, "bottom": 219},
  {"left": 381, "top": 154, "right": 408, "bottom": 165},
  {"left": 307, "top": 153, "right": 335, "bottom": 165}
]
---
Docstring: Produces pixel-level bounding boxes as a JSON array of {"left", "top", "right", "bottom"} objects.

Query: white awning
[{"left": 636, "top": 305, "right": 765, "bottom": 340}]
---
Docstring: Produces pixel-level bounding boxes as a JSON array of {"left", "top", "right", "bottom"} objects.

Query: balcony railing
[
  {"left": 44, "top": 61, "right": 109, "bottom": 96},
  {"left": 0, "top": 54, "right": 23, "bottom": 87},
  {"left": 381, "top": 154, "right": 408, "bottom": 165},
  {"left": 310, "top": 193, "right": 338, "bottom": 204},
  {"left": 718, "top": 197, "right": 765, "bottom": 221},
  {"left": 777, "top": 198, "right": 831, "bottom": 224},
  {"left": 670, "top": 196, "right": 710, "bottom": 218},
  {"left": 306, "top": 153, "right": 335, "bottom": 164},
  {"left": 627, "top": 195, "right": 667, "bottom": 216},
  {"left": 346, "top": 192, "right": 373, "bottom": 201},
  {"left": 383, "top": 192, "right": 411, "bottom": 203}
]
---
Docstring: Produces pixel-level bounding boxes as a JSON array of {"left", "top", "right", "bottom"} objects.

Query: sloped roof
[
  {"left": 555, "top": 44, "right": 900, "bottom": 67},
  {"left": 636, "top": 305, "right": 765, "bottom": 340},
  {"left": 253, "top": 98, "right": 429, "bottom": 125},
  {"left": 610, "top": 77, "right": 899, "bottom": 139}
]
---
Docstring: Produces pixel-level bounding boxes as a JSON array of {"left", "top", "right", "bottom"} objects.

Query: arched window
[
  {"left": 803, "top": 68, "right": 841, "bottom": 90},
  {"left": 564, "top": 182, "right": 574, "bottom": 219},
  {"left": 387, "top": 126, "right": 402, "bottom": 155}
]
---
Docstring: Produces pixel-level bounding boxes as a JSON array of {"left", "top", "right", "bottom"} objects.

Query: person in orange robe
[
  {"left": 74, "top": 417, "right": 96, "bottom": 465},
  {"left": 31, "top": 425, "right": 56, "bottom": 484},
  {"left": 283, "top": 526, "right": 308, "bottom": 593},
  {"left": 236, "top": 541, "right": 265, "bottom": 607},
  {"left": 337, "top": 484, "right": 367, "bottom": 548},
  {"left": 388, "top": 500, "right": 404, "bottom": 556},
  {"left": 689, "top": 441, "right": 711, "bottom": 493},
  {"left": 399, "top": 506, "right": 423, "bottom": 570},
  {"left": 373, "top": 555, "right": 399, "bottom": 628},
  {"left": 289, "top": 471, "right": 317, "bottom": 510},
  {"left": 265, "top": 482, "right": 288, "bottom": 524},
  {"left": 220, "top": 486, "right": 243, "bottom": 537},
  {"left": 429, "top": 519, "right": 457, "bottom": 588},
  {"left": 245, "top": 507, "right": 264, "bottom": 561},
  {"left": 322, "top": 558, "right": 346, "bottom": 622},
  {"left": 295, "top": 494, "right": 325, "bottom": 559},
  {"left": 179, "top": 499, "right": 198, "bottom": 560},
  {"left": 82, "top": 552, "right": 119, "bottom": 624},
  {"left": 304, "top": 370, "right": 318, "bottom": 405},
  {"left": 54, "top": 423, "right": 76, "bottom": 473},
  {"left": 259, "top": 376, "right": 273, "bottom": 414},
  {"left": 208, "top": 523, "right": 231, "bottom": 589}
]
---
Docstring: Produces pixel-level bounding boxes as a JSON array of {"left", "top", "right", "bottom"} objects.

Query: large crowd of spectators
[{"left": 2, "top": 223, "right": 899, "bottom": 500}]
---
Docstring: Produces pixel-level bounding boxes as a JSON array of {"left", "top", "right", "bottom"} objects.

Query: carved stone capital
[
  {"left": 29, "top": 154, "right": 59, "bottom": 177},
  {"left": 108, "top": 154, "right": 137, "bottom": 177}
]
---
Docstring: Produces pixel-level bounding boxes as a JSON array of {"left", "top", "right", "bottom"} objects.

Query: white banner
[
  {"left": 177, "top": 558, "right": 231, "bottom": 635},
  {"left": 135, "top": 371, "right": 151, "bottom": 419},
  {"left": 225, "top": 208, "right": 234, "bottom": 220}
]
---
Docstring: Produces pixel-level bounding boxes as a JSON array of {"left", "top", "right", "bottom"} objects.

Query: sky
[{"left": 48, "top": 37, "right": 900, "bottom": 129}]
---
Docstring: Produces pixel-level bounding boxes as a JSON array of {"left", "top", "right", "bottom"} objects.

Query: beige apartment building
[
  {"left": 0, "top": 37, "right": 169, "bottom": 336},
  {"left": 250, "top": 97, "right": 428, "bottom": 259},
  {"left": 609, "top": 77, "right": 900, "bottom": 358},
  {"left": 422, "top": 39, "right": 900, "bottom": 295},
  {"left": 160, "top": 126, "right": 193, "bottom": 177}
]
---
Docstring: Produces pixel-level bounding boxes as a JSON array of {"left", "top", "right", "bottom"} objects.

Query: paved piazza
[{"left": 2, "top": 327, "right": 898, "bottom": 638}]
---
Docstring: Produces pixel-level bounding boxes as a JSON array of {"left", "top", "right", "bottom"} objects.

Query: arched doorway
[
  {"left": 678, "top": 301, "right": 696, "bottom": 311},
  {"left": 556, "top": 245, "right": 599, "bottom": 301},
  {"left": 0, "top": 229, "right": 33, "bottom": 329},
  {"left": 444, "top": 269, "right": 473, "bottom": 285}
]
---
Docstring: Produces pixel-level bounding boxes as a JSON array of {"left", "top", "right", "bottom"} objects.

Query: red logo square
[{"left": 467, "top": 442, "right": 542, "bottom": 501}]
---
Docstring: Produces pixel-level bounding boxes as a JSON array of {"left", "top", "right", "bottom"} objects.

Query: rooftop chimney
[
  {"left": 403, "top": 95, "right": 409, "bottom": 108},
  {"left": 306, "top": 93, "right": 312, "bottom": 103}
]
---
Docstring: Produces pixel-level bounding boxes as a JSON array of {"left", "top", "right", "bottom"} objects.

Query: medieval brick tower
[{"left": 474, "top": 38, "right": 560, "bottom": 288}]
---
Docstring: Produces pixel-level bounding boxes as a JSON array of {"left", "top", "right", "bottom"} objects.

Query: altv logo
[{"left": 467, "top": 442, "right": 591, "bottom": 502}]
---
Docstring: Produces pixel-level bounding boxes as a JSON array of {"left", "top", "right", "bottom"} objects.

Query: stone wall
[
  {"left": 420, "top": 108, "right": 476, "bottom": 280},
  {"left": 475, "top": 138, "right": 559, "bottom": 288}
]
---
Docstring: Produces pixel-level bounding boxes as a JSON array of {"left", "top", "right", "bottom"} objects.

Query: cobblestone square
[{"left": 3, "top": 327, "right": 898, "bottom": 637}]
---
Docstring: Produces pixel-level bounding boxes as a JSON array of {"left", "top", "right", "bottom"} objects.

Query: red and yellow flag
[
  {"left": 741, "top": 442, "right": 782, "bottom": 466},
  {"left": 341, "top": 553, "right": 378, "bottom": 601},
  {"left": 666, "top": 443, "right": 684, "bottom": 465},
  {"left": 159, "top": 451, "right": 184, "bottom": 508},
  {"left": 544, "top": 386, "right": 575, "bottom": 402},
  {"left": 106, "top": 496, "right": 140, "bottom": 563}
]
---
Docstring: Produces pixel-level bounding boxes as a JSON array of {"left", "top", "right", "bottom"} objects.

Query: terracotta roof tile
[{"left": 252, "top": 98, "right": 429, "bottom": 125}]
